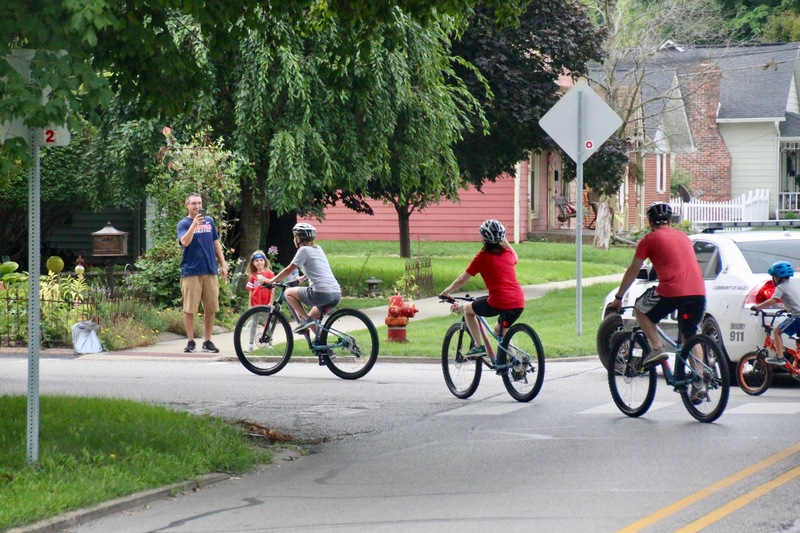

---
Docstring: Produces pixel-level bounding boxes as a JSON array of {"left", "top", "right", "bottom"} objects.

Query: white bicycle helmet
[
  {"left": 292, "top": 222, "right": 317, "bottom": 240},
  {"left": 479, "top": 219, "right": 506, "bottom": 244}
]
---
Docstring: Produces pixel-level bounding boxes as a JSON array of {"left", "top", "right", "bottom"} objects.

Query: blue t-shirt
[{"left": 177, "top": 216, "right": 219, "bottom": 278}]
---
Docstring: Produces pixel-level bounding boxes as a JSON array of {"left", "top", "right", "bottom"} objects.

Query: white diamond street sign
[
  {"left": 538, "top": 80, "right": 623, "bottom": 337},
  {"left": 539, "top": 80, "right": 622, "bottom": 164}
]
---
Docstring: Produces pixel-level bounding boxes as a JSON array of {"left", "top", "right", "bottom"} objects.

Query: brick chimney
[{"left": 673, "top": 63, "right": 731, "bottom": 201}]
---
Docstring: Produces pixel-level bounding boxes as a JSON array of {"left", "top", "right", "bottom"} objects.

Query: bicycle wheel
[
  {"left": 607, "top": 331, "right": 657, "bottom": 417},
  {"left": 499, "top": 323, "right": 545, "bottom": 402},
  {"left": 233, "top": 306, "right": 293, "bottom": 376},
  {"left": 441, "top": 322, "right": 482, "bottom": 399},
  {"left": 736, "top": 350, "right": 772, "bottom": 396},
  {"left": 676, "top": 334, "right": 729, "bottom": 423},
  {"left": 318, "top": 308, "right": 379, "bottom": 380}
]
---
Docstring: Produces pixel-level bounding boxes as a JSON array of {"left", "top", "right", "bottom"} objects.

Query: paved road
[{"left": 4, "top": 355, "right": 800, "bottom": 532}]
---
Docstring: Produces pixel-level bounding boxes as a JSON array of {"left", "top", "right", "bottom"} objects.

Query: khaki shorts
[{"left": 181, "top": 275, "right": 220, "bottom": 314}]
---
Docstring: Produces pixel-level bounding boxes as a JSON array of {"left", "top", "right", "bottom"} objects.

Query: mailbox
[{"left": 91, "top": 222, "right": 128, "bottom": 257}]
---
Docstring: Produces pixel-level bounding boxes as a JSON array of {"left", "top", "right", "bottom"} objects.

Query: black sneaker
[
  {"left": 202, "top": 340, "right": 219, "bottom": 353},
  {"left": 184, "top": 340, "right": 196, "bottom": 353}
]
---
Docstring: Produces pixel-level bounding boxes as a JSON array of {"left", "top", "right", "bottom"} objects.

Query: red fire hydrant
[{"left": 385, "top": 293, "right": 419, "bottom": 343}]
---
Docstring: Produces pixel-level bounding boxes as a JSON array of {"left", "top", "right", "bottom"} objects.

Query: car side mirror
[{"left": 636, "top": 265, "right": 658, "bottom": 281}]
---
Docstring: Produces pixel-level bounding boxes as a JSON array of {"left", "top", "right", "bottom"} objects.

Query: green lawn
[{"left": 374, "top": 282, "right": 618, "bottom": 358}]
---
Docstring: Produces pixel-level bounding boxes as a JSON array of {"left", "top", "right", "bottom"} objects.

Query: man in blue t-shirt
[{"left": 177, "top": 192, "right": 228, "bottom": 353}]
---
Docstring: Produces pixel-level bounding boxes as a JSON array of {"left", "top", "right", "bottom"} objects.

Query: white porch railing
[
  {"left": 777, "top": 192, "right": 800, "bottom": 218},
  {"left": 669, "top": 189, "right": 770, "bottom": 224}
]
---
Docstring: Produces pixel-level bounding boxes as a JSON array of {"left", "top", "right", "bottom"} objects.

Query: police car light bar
[{"left": 697, "top": 220, "right": 800, "bottom": 233}]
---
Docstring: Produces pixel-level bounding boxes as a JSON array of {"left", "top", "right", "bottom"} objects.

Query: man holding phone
[{"left": 177, "top": 192, "right": 228, "bottom": 353}]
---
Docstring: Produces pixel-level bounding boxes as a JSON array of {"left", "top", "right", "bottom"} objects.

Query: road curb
[{"left": 8, "top": 473, "right": 230, "bottom": 533}]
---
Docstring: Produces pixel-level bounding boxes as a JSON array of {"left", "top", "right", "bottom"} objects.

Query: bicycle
[
  {"left": 439, "top": 295, "right": 545, "bottom": 402},
  {"left": 233, "top": 280, "right": 379, "bottom": 380},
  {"left": 608, "top": 306, "right": 730, "bottom": 423},
  {"left": 736, "top": 309, "right": 800, "bottom": 396}
]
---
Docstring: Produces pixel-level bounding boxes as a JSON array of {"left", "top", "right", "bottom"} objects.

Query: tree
[
  {"left": 342, "top": 14, "right": 487, "bottom": 258},
  {"left": 0, "top": 122, "right": 99, "bottom": 266},
  {"left": 0, "top": 0, "right": 526, "bottom": 186},
  {"left": 452, "top": 0, "right": 605, "bottom": 184},
  {"left": 583, "top": 0, "right": 734, "bottom": 248}
]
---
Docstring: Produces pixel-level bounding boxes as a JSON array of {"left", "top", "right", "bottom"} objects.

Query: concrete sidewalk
[{"left": 77, "top": 273, "right": 622, "bottom": 361}]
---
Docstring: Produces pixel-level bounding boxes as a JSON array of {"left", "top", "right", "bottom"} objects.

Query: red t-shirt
[
  {"left": 466, "top": 247, "right": 525, "bottom": 309},
  {"left": 635, "top": 227, "right": 705, "bottom": 297},
  {"left": 246, "top": 271, "right": 275, "bottom": 306}
]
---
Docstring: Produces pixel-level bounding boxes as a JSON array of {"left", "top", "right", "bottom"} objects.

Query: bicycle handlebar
[
  {"left": 438, "top": 294, "right": 476, "bottom": 304},
  {"left": 261, "top": 279, "right": 301, "bottom": 290}
]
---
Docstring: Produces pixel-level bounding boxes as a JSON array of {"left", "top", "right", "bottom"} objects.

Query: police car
[{"left": 597, "top": 221, "right": 800, "bottom": 368}]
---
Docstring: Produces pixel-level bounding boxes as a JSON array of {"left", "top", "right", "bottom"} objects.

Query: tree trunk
[
  {"left": 239, "top": 190, "right": 267, "bottom": 263},
  {"left": 395, "top": 205, "right": 412, "bottom": 258},
  {"left": 593, "top": 199, "right": 613, "bottom": 250},
  {"left": 265, "top": 211, "right": 298, "bottom": 271}
]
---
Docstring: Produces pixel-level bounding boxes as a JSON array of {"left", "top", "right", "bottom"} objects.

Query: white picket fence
[{"left": 669, "top": 189, "right": 770, "bottom": 224}]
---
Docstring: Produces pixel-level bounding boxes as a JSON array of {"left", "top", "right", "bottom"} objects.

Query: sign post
[
  {"left": 539, "top": 80, "right": 623, "bottom": 336},
  {"left": 2, "top": 49, "right": 70, "bottom": 464}
]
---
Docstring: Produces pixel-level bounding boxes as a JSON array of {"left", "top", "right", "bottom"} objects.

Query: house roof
[
  {"left": 588, "top": 42, "right": 800, "bottom": 149},
  {"left": 780, "top": 112, "right": 800, "bottom": 138},
  {"left": 653, "top": 42, "right": 800, "bottom": 122}
]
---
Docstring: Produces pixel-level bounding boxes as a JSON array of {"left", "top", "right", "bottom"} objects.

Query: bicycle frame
[
  {"left": 627, "top": 314, "right": 709, "bottom": 392},
  {"left": 457, "top": 308, "right": 514, "bottom": 371},
  {"left": 755, "top": 310, "right": 800, "bottom": 371},
  {"left": 265, "top": 282, "right": 345, "bottom": 359}
]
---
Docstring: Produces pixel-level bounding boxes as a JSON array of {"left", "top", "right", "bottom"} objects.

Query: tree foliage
[
  {"left": 452, "top": 0, "right": 605, "bottom": 184},
  {"left": 0, "top": 0, "right": 527, "bottom": 183},
  {"left": 0, "top": 122, "right": 98, "bottom": 264}
]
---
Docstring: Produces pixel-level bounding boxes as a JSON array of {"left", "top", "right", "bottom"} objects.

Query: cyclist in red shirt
[
  {"left": 439, "top": 219, "right": 525, "bottom": 359},
  {"left": 607, "top": 202, "right": 706, "bottom": 373}
]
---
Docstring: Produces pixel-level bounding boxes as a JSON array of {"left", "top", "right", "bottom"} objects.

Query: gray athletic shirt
[
  {"left": 291, "top": 245, "right": 341, "bottom": 293},
  {"left": 774, "top": 279, "right": 800, "bottom": 315}
]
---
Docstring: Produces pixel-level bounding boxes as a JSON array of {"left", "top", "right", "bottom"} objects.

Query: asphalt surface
[{"left": 7, "top": 273, "right": 623, "bottom": 533}]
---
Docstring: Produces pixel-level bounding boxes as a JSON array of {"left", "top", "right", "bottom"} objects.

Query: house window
[
  {"left": 529, "top": 153, "right": 538, "bottom": 217},
  {"left": 655, "top": 153, "right": 667, "bottom": 194}
]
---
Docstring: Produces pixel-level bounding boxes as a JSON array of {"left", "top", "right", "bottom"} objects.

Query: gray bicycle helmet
[
  {"left": 292, "top": 222, "right": 317, "bottom": 240},
  {"left": 646, "top": 202, "right": 672, "bottom": 225},
  {"left": 768, "top": 261, "right": 795, "bottom": 279},
  {"left": 479, "top": 219, "right": 506, "bottom": 244}
]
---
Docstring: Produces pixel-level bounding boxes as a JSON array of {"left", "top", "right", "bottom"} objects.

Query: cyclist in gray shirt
[
  {"left": 267, "top": 223, "right": 342, "bottom": 334},
  {"left": 751, "top": 261, "right": 800, "bottom": 364}
]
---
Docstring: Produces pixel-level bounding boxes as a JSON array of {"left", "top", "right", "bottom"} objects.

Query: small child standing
[
  {"left": 752, "top": 261, "right": 800, "bottom": 364},
  {"left": 245, "top": 250, "right": 275, "bottom": 307}
]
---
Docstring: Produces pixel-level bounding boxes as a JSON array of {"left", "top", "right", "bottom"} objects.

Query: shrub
[
  {"left": 131, "top": 241, "right": 182, "bottom": 308},
  {"left": 98, "top": 316, "right": 159, "bottom": 351}
]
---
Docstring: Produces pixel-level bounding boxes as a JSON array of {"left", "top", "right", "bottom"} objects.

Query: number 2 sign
[{"left": 42, "top": 125, "right": 70, "bottom": 147}]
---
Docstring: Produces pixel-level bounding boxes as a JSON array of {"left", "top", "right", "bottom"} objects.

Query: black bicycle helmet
[
  {"left": 646, "top": 202, "right": 672, "bottom": 225},
  {"left": 768, "top": 261, "right": 795, "bottom": 279},
  {"left": 479, "top": 219, "right": 506, "bottom": 244},
  {"left": 292, "top": 222, "right": 317, "bottom": 240}
]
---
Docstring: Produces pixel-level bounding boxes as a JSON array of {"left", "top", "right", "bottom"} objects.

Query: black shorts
[
  {"left": 634, "top": 287, "right": 705, "bottom": 340},
  {"left": 471, "top": 296, "right": 524, "bottom": 329}
]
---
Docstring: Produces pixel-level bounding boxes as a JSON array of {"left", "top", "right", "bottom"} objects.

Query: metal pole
[
  {"left": 576, "top": 91, "right": 583, "bottom": 337},
  {"left": 27, "top": 126, "right": 41, "bottom": 464}
]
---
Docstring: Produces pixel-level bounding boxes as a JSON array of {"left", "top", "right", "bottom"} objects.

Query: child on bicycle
[
  {"left": 439, "top": 219, "right": 525, "bottom": 363},
  {"left": 244, "top": 250, "right": 275, "bottom": 307},
  {"left": 750, "top": 261, "right": 800, "bottom": 365},
  {"left": 265, "top": 223, "right": 342, "bottom": 334}
]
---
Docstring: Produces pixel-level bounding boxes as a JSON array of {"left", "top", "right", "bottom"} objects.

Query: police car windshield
[{"left": 736, "top": 240, "right": 800, "bottom": 274}]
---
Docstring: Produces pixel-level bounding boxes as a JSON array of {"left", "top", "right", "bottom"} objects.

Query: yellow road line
[
  {"left": 676, "top": 464, "right": 800, "bottom": 532},
  {"left": 618, "top": 442, "right": 800, "bottom": 533}
]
